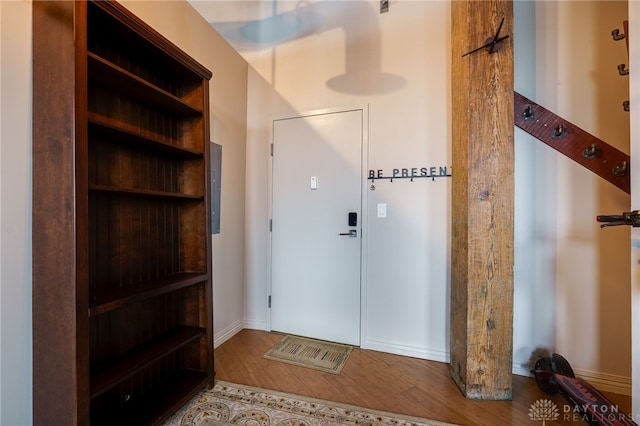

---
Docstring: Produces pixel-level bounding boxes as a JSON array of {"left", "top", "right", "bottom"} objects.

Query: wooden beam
[{"left": 450, "top": 0, "right": 515, "bottom": 400}]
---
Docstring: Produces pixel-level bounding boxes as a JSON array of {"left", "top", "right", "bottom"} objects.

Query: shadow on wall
[
  {"left": 209, "top": 0, "right": 406, "bottom": 95},
  {"left": 592, "top": 4, "right": 631, "bottom": 378}
]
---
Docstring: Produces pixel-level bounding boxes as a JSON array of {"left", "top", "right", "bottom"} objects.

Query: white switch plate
[
  {"left": 377, "top": 203, "right": 387, "bottom": 218},
  {"left": 310, "top": 176, "right": 317, "bottom": 190}
]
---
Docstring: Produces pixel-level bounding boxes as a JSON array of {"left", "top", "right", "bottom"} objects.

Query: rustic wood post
[{"left": 450, "top": 0, "right": 515, "bottom": 400}]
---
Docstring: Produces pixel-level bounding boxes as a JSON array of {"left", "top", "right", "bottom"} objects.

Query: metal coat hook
[
  {"left": 618, "top": 64, "right": 630, "bottom": 76},
  {"left": 368, "top": 172, "right": 452, "bottom": 184},
  {"left": 523, "top": 105, "right": 534, "bottom": 121},
  {"left": 515, "top": 91, "right": 630, "bottom": 194},
  {"left": 623, "top": 100, "right": 630, "bottom": 112},
  {"left": 611, "top": 29, "right": 626, "bottom": 41},
  {"left": 551, "top": 123, "right": 566, "bottom": 139},
  {"left": 583, "top": 143, "right": 599, "bottom": 159},
  {"left": 612, "top": 161, "right": 628, "bottom": 177},
  {"left": 597, "top": 210, "right": 640, "bottom": 228}
]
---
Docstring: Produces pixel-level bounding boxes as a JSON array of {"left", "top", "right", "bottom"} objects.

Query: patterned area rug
[
  {"left": 263, "top": 335, "right": 352, "bottom": 374},
  {"left": 163, "top": 381, "right": 456, "bottom": 426}
]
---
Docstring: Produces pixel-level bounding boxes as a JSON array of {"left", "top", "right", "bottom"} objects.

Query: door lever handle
[{"left": 339, "top": 230, "right": 357, "bottom": 237}]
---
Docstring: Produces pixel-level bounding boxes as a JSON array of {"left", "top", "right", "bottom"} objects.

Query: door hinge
[
  {"left": 270, "top": 143, "right": 274, "bottom": 156},
  {"left": 268, "top": 295, "right": 271, "bottom": 308},
  {"left": 269, "top": 219, "right": 272, "bottom": 232}
]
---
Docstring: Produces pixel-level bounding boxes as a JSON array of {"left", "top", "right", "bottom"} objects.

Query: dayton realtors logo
[
  {"left": 529, "top": 398, "right": 635, "bottom": 424},
  {"left": 528, "top": 399, "right": 559, "bottom": 425}
]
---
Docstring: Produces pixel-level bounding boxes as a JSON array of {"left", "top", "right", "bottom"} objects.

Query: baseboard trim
[
  {"left": 574, "top": 368, "right": 631, "bottom": 396},
  {"left": 214, "top": 319, "right": 243, "bottom": 348},
  {"left": 510, "top": 361, "right": 631, "bottom": 396},
  {"left": 512, "top": 362, "right": 533, "bottom": 377},
  {"left": 243, "top": 318, "right": 269, "bottom": 331},
  {"left": 361, "top": 337, "right": 449, "bottom": 363},
  {"left": 361, "top": 338, "right": 539, "bottom": 376}
]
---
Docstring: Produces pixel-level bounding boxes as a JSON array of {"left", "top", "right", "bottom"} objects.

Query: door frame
[
  {"left": 266, "top": 105, "right": 369, "bottom": 345},
  {"left": 629, "top": 0, "right": 639, "bottom": 414}
]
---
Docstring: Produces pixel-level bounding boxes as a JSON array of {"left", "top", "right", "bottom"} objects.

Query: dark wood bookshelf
[
  {"left": 88, "top": 117, "right": 204, "bottom": 157},
  {"left": 89, "top": 272, "right": 208, "bottom": 316},
  {"left": 91, "top": 370, "right": 210, "bottom": 426},
  {"left": 90, "top": 326, "right": 206, "bottom": 398},
  {"left": 32, "top": 1, "right": 214, "bottom": 424},
  {"left": 89, "top": 185, "right": 205, "bottom": 199},
  {"left": 88, "top": 53, "right": 204, "bottom": 117}
]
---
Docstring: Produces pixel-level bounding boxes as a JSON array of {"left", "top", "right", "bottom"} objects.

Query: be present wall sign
[
  {"left": 368, "top": 165, "right": 451, "bottom": 190},
  {"left": 368, "top": 165, "right": 452, "bottom": 181}
]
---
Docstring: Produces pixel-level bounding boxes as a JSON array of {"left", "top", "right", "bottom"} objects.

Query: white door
[{"left": 270, "top": 109, "right": 363, "bottom": 346}]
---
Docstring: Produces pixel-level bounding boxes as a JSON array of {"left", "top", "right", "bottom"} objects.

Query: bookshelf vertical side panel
[
  {"left": 202, "top": 79, "right": 214, "bottom": 378},
  {"left": 180, "top": 83, "right": 206, "bottom": 111},
  {"left": 179, "top": 157, "right": 206, "bottom": 196},
  {"left": 179, "top": 202, "right": 208, "bottom": 273},
  {"left": 179, "top": 115, "right": 205, "bottom": 153},
  {"left": 179, "top": 283, "right": 208, "bottom": 371},
  {"left": 75, "top": 2, "right": 92, "bottom": 421},
  {"left": 32, "top": 1, "right": 90, "bottom": 424}
]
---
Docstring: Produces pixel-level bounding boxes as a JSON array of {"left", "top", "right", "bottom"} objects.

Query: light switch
[
  {"left": 310, "top": 176, "right": 317, "bottom": 190},
  {"left": 377, "top": 203, "right": 387, "bottom": 218}
]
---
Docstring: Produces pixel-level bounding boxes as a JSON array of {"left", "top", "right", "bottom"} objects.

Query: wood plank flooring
[{"left": 213, "top": 329, "right": 632, "bottom": 425}]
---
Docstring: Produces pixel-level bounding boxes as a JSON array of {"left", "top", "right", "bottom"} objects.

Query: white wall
[
  {"left": 240, "top": 0, "right": 631, "bottom": 390},
  {"left": 0, "top": 1, "right": 33, "bottom": 424},
  {"left": 513, "top": 0, "right": 558, "bottom": 377},
  {"left": 514, "top": 1, "right": 631, "bottom": 392},
  {"left": 242, "top": 1, "right": 453, "bottom": 360},
  {"left": 0, "top": 1, "right": 248, "bottom": 423},
  {"left": 529, "top": 1, "right": 631, "bottom": 392}
]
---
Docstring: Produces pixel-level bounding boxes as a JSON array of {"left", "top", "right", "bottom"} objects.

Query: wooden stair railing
[
  {"left": 514, "top": 21, "right": 630, "bottom": 195},
  {"left": 514, "top": 91, "right": 630, "bottom": 194}
]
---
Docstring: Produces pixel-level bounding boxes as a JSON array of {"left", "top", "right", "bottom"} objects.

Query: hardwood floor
[{"left": 214, "top": 330, "right": 632, "bottom": 425}]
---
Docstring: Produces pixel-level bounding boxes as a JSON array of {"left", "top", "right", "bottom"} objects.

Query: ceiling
[
  {"left": 187, "top": 0, "right": 406, "bottom": 94},
  {"left": 187, "top": 0, "right": 388, "bottom": 54}
]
